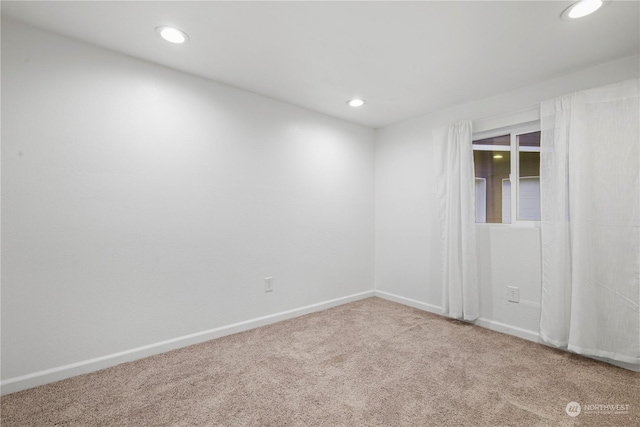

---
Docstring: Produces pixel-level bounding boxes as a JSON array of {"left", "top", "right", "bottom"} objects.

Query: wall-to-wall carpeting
[{"left": 2, "top": 297, "right": 638, "bottom": 426}]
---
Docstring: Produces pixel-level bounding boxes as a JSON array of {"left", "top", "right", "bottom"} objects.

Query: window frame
[{"left": 472, "top": 121, "right": 541, "bottom": 227}]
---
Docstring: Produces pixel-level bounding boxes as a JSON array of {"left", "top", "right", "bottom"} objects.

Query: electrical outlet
[
  {"left": 264, "top": 277, "right": 274, "bottom": 293},
  {"left": 507, "top": 286, "right": 520, "bottom": 303}
]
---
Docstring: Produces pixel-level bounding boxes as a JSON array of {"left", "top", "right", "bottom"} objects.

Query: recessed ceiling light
[
  {"left": 561, "top": 0, "right": 603, "bottom": 20},
  {"left": 347, "top": 99, "right": 366, "bottom": 107},
  {"left": 156, "top": 26, "right": 189, "bottom": 44}
]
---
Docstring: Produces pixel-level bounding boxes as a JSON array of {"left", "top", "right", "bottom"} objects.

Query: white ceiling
[{"left": 2, "top": 1, "right": 639, "bottom": 129}]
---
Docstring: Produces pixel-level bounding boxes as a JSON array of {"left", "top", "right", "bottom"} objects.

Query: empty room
[{"left": 1, "top": 1, "right": 639, "bottom": 426}]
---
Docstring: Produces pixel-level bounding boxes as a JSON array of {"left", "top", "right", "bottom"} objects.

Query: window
[{"left": 473, "top": 126, "right": 540, "bottom": 224}]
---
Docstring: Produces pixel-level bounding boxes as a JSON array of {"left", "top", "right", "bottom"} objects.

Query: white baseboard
[
  {"left": 0, "top": 290, "right": 375, "bottom": 396},
  {"left": 374, "top": 290, "right": 540, "bottom": 343},
  {"left": 475, "top": 317, "right": 539, "bottom": 343},
  {"left": 374, "top": 290, "right": 443, "bottom": 315}
]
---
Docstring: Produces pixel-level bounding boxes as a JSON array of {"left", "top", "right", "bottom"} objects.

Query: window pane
[
  {"left": 473, "top": 148, "right": 511, "bottom": 223},
  {"left": 518, "top": 131, "right": 541, "bottom": 221}
]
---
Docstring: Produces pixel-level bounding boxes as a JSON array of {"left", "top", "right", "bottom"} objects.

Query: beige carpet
[{"left": 2, "top": 297, "right": 639, "bottom": 426}]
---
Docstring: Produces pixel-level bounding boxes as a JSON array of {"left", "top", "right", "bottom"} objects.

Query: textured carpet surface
[{"left": 2, "top": 297, "right": 639, "bottom": 426}]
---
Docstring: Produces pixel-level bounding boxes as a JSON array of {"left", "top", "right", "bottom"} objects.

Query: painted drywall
[
  {"left": 375, "top": 54, "right": 640, "bottom": 336},
  {"left": 1, "top": 19, "right": 375, "bottom": 383}
]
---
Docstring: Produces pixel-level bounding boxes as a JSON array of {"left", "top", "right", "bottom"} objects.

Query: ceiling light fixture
[
  {"left": 347, "top": 99, "right": 366, "bottom": 107},
  {"left": 156, "top": 26, "right": 189, "bottom": 44},
  {"left": 561, "top": 0, "right": 603, "bottom": 20},
  {"left": 493, "top": 154, "right": 504, "bottom": 159}
]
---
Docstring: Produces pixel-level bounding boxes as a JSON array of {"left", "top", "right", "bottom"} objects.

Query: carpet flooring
[{"left": 2, "top": 297, "right": 639, "bottom": 426}]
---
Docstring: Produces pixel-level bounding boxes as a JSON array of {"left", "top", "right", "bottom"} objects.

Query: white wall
[
  {"left": 375, "top": 54, "right": 639, "bottom": 338},
  {"left": 1, "top": 19, "right": 375, "bottom": 386}
]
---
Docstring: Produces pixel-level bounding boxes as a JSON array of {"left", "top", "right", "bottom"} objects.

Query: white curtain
[
  {"left": 435, "top": 121, "right": 479, "bottom": 320},
  {"left": 540, "top": 79, "right": 640, "bottom": 367}
]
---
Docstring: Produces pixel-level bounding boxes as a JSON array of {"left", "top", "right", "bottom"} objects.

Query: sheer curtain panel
[
  {"left": 540, "top": 79, "right": 640, "bottom": 367},
  {"left": 435, "top": 121, "right": 479, "bottom": 320}
]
